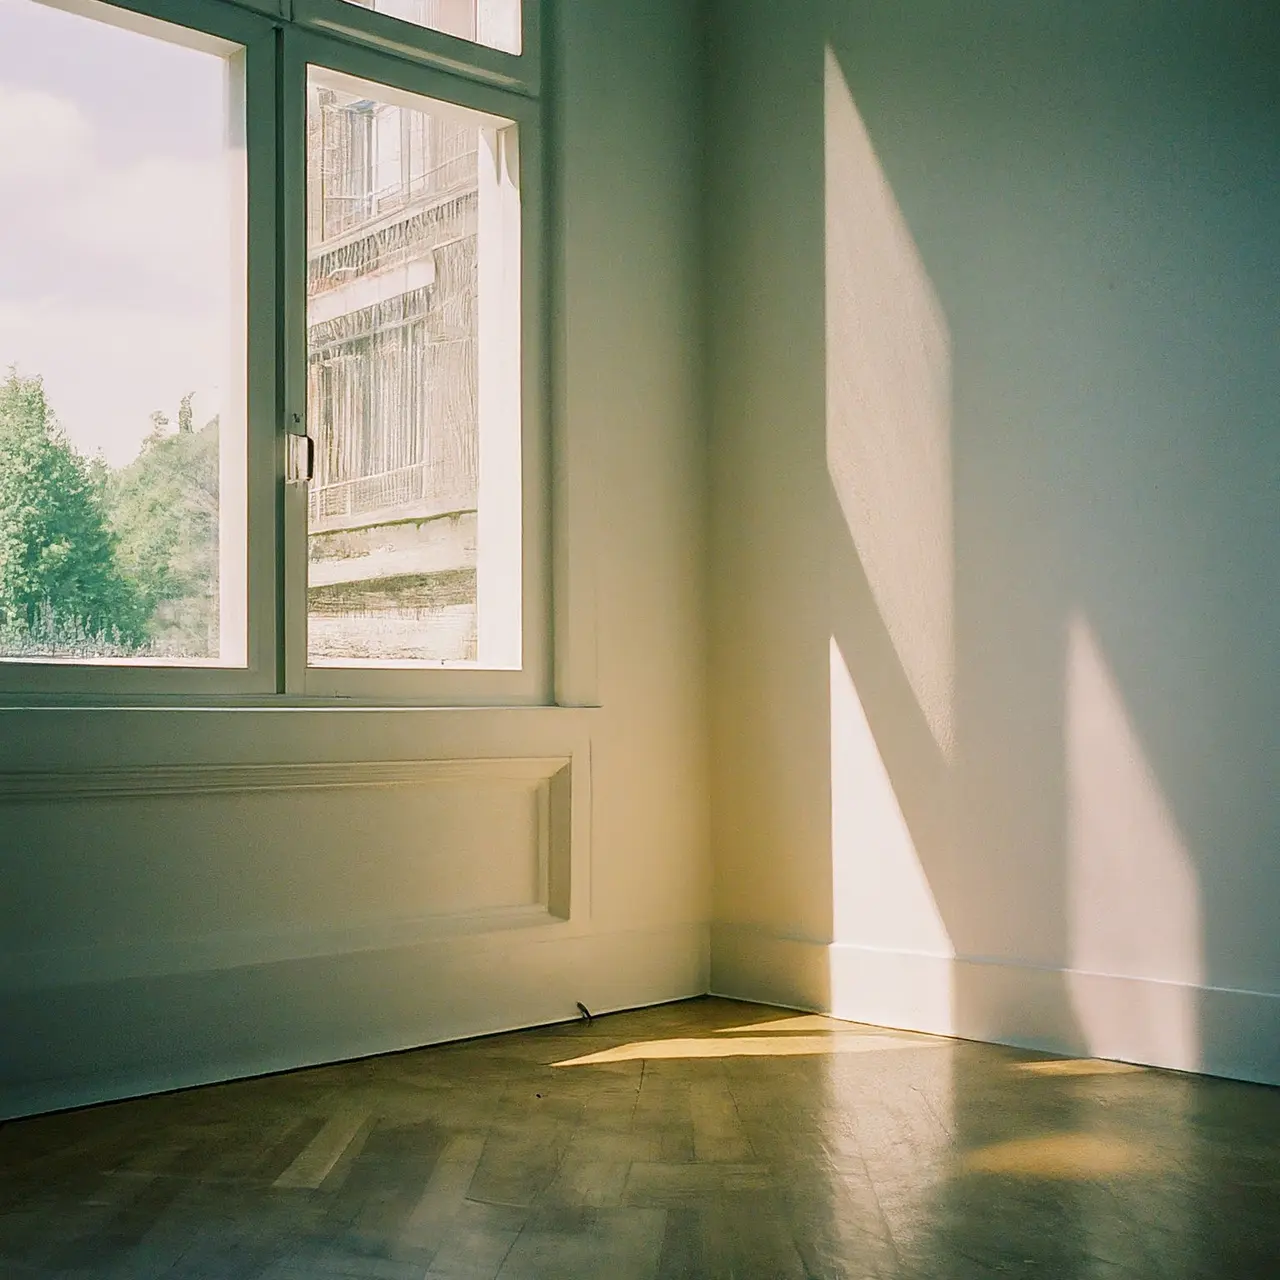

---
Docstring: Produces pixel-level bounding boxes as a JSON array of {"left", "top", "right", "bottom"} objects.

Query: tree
[
  {"left": 0, "top": 371, "right": 148, "bottom": 652},
  {"left": 107, "top": 401, "right": 220, "bottom": 657}
]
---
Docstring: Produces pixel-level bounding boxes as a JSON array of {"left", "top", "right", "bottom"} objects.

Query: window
[
  {"left": 334, "top": 0, "right": 521, "bottom": 55},
  {"left": 0, "top": 0, "right": 247, "bottom": 668},
  {"left": 305, "top": 70, "right": 521, "bottom": 670},
  {"left": 0, "top": 0, "right": 543, "bottom": 702}
]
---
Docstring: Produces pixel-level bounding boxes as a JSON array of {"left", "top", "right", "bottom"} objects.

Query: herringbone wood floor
[{"left": 2, "top": 998, "right": 1278, "bottom": 1277}]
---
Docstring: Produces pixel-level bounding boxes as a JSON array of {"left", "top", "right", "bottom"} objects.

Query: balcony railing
[{"left": 308, "top": 457, "right": 478, "bottom": 534}]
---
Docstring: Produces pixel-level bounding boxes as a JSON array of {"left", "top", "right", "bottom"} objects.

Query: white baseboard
[
  {"left": 709, "top": 922, "right": 833, "bottom": 1012},
  {"left": 711, "top": 925, "right": 1280, "bottom": 1085},
  {"left": 1, "top": 922, "right": 709, "bottom": 1120}
]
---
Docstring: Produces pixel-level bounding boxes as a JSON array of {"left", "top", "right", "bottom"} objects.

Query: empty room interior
[{"left": 1, "top": 0, "right": 1278, "bottom": 1276}]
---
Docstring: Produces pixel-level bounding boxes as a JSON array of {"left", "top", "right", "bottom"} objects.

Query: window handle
[{"left": 285, "top": 432, "right": 314, "bottom": 485}]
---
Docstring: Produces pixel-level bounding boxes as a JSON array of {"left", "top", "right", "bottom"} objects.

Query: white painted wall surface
[
  {"left": 707, "top": 0, "right": 1280, "bottom": 1083},
  {"left": 0, "top": 0, "right": 709, "bottom": 1119}
]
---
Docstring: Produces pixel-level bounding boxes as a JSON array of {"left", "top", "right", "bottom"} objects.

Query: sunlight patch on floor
[
  {"left": 712, "top": 1013, "right": 868, "bottom": 1035},
  {"left": 963, "top": 1133, "right": 1158, "bottom": 1179},
  {"left": 1014, "top": 1058, "right": 1146, "bottom": 1078},
  {"left": 552, "top": 1031, "right": 944, "bottom": 1068}
]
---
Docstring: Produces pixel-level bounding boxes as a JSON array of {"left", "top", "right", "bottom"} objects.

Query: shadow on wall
[{"left": 797, "top": 2, "right": 1280, "bottom": 1083}]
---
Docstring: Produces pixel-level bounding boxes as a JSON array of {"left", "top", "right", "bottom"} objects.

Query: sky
[{"left": 0, "top": 0, "right": 243, "bottom": 466}]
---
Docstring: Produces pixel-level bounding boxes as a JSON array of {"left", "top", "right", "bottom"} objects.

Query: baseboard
[
  {"left": 710, "top": 925, "right": 1280, "bottom": 1086},
  {"left": 0, "top": 922, "right": 710, "bottom": 1120},
  {"left": 708, "top": 922, "right": 832, "bottom": 1012}
]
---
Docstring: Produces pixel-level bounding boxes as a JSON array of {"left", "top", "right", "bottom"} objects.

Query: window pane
[
  {"left": 306, "top": 68, "right": 522, "bottom": 669},
  {"left": 0, "top": 0, "right": 247, "bottom": 666},
  {"left": 338, "top": 0, "right": 521, "bottom": 56}
]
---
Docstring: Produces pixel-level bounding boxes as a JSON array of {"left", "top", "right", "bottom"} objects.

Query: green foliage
[
  {"left": 107, "top": 404, "right": 220, "bottom": 657},
  {"left": 0, "top": 373, "right": 223, "bottom": 660},
  {"left": 0, "top": 371, "right": 148, "bottom": 652}
]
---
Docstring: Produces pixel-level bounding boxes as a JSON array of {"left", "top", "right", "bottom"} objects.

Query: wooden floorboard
[{"left": 2, "top": 997, "right": 1279, "bottom": 1278}]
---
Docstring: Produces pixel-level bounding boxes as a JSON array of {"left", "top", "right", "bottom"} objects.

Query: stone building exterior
[{"left": 306, "top": 80, "right": 481, "bottom": 661}]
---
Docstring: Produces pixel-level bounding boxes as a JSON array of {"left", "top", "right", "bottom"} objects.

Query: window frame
[
  {"left": 282, "top": 28, "right": 550, "bottom": 706},
  {"left": 291, "top": 0, "right": 539, "bottom": 96},
  {"left": 0, "top": 0, "right": 548, "bottom": 707},
  {"left": 0, "top": 0, "right": 281, "bottom": 700}
]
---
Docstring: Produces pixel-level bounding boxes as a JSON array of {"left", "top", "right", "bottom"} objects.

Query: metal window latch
[{"left": 285, "top": 432, "right": 314, "bottom": 484}]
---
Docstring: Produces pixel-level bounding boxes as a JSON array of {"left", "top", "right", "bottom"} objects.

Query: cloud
[
  {"left": 56, "top": 153, "right": 242, "bottom": 295},
  {"left": 0, "top": 55, "right": 242, "bottom": 465},
  {"left": 0, "top": 83, "right": 89, "bottom": 184}
]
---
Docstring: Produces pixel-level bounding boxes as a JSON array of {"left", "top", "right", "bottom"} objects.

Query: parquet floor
[{"left": 2, "top": 998, "right": 1278, "bottom": 1278}]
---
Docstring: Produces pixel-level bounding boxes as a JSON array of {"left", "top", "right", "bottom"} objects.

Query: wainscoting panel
[{"left": 0, "top": 758, "right": 574, "bottom": 993}]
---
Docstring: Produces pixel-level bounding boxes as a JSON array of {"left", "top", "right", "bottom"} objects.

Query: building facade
[{"left": 306, "top": 80, "right": 482, "bottom": 661}]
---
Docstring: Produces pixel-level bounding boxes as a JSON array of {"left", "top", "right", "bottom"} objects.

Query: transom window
[
  {"left": 335, "top": 0, "right": 521, "bottom": 54},
  {"left": 0, "top": 0, "right": 544, "bottom": 703}
]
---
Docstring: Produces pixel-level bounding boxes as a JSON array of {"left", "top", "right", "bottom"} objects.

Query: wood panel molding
[
  {"left": 0, "top": 756, "right": 571, "bottom": 802},
  {"left": 1, "top": 755, "right": 585, "bottom": 990}
]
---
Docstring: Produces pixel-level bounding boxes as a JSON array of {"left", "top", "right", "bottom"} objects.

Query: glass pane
[
  {"left": 0, "top": 0, "right": 247, "bottom": 666},
  {"left": 306, "top": 68, "right": 522, "bottom": 669},
  {"left": 338, "top": 0, "right": 521, "bottom": 56}
]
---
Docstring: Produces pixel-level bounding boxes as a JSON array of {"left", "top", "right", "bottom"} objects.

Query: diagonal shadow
[{"left": 822, "top": 39, "right": 1083, "bottom": 1051}]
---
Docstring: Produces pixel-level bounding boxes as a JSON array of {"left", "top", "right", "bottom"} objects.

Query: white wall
[
  {"left": 708, "top": 0, "right": 1280, "bottom": 1083},
  {"left": 0, "top": 0, "right": 710, "bottom": 1120},
  {"left": 8, "top": 0, "right": 1275, "bottom": 1116}
]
